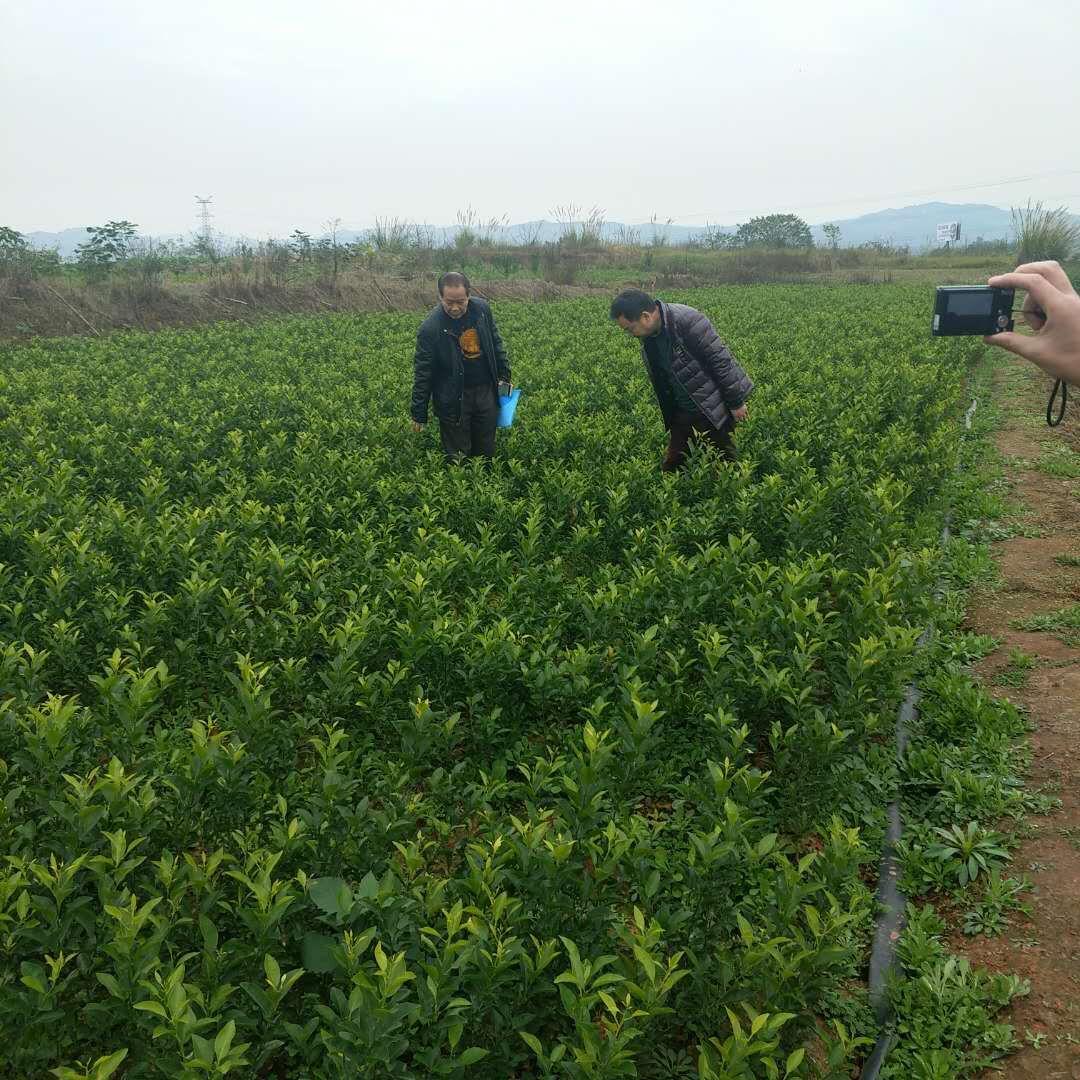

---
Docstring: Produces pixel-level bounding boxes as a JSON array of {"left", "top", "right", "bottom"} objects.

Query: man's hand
[
  {"left": 410, "top": 420, "right": 425, "bottom": 433},
  {"left": 732, "top": 403, "right": 749, "bottom": 423},
  {"left": 984, "top": 261, "right": 1080, "bottom": 385}
]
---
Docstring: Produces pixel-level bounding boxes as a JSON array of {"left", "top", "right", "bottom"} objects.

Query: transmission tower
[{"left": 194, "top": 195, "right": 214, "bottom": 244}]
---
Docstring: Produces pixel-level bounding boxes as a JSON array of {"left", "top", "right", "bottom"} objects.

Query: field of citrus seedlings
[{"left": 0, "top": 288, "right": 1022, "bottom": 1077}]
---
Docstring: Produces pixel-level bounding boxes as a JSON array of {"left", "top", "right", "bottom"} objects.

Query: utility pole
[{"left": 195, "top": 195, "right": 214, "bottom": 247}]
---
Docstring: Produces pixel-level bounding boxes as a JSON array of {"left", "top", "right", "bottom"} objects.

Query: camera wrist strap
[{"left": 1047, "top": 379, "right": 1067, "bottom": 427}]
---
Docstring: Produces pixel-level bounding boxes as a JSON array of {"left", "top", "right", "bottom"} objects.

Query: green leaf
[
  {"left": 309, "top": 876, "right": 351, "bottom": 917},
  {"left": 94, "top": 1049, "right": 129, "bottom": 1079},
  {"left": 191, "top": 1033, "right": 214, "bottom": 1065},
  {"left": 597, "top": 990, "right": 620, "bottom": 1017},
  {"left": 644, "top": 868, "right": 661, "bottom": 897},
  {"left": 214, "top": 1019, "right": 236, "bottom": 1061},
  {"left": 20, "top": 962, "right": 46, "bottom": 994},
  {"left": 301, "top": 932, "right": 340, "bottom": 973},
  {"left": 520, "top": 1032, "right": 543, "bottom": 1056},
  {"left": 458, "top": 1047, "right": 488, "bottom": 1066},
  {"left": 631, "top": 943, "right": 656, "bottom": 983},
  {"left": 736, "top": 913, "right": 754, "bottom": 946},
  {"left": 355, "top": 871, "right": 379, "bottom": 900},
  {"left": 199, "top": 915, "right": 219, "bottom": 952},
  {"left": 264, "top": 952, "right": 281, "bottom": 986},
  {"left": 95, "top": 972, "right": 122, "bottom": 998},
  {"left": 133, "top": 999, "right": 168, "bottom": 1018},
  {"left": 241, "top": 981, "right": 273, "bottom": 1017}
]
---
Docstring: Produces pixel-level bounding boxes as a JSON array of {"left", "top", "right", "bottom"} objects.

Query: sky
[{"left": 3, "top": 0, "right": 1080, "bottom": 238}]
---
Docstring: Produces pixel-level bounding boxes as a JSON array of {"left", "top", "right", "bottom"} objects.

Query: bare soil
[{"left": 957, "top": 357, "right": 1080, "bottom": 1077}]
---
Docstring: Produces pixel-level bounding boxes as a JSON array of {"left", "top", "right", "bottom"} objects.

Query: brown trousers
[{"left": 661, "top": 411, "right": 737, "bottom": 472}]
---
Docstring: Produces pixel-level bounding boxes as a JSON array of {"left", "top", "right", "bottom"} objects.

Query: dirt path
[{"left": 959, "top": 356, "right": 1080, "bottom": 1077}]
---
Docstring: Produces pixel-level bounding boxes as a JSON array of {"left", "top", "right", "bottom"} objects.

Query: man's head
[
  {"left": 610, "top": 289, "right": 661, "bottom": 337},
  {"left": 438, "top": 271, "right": 471, "bottom": 319}
]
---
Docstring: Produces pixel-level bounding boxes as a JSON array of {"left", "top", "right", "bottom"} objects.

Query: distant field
[{"left": 3, "top": 247, "right": 1054, "bottom": 340}]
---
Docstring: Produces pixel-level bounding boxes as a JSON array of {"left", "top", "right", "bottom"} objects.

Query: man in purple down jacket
[{"left": 611, "top": 289, "right": 753, "bottom": 471}]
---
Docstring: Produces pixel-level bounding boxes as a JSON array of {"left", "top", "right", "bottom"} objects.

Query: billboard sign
[{"left": 936, "top": 221, "right": 961, "bottom": 245}]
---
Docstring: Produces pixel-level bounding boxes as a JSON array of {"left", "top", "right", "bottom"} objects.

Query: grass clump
[
  {"left": 1011, "top": 200, "right": 1080, "bottom": 264},
  {"left": 1035, "top": 445, "right": 1080, "bottom": 479},
  {"left": 1013, "top": 604, "right": 1080, "bottom": 646},
  {"left": 992, "top": 649, "right": 1037, "bottom": 688}
]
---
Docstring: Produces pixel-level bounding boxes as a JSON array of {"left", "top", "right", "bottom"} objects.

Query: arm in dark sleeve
[
  {"left": 410, "top": 327, "right": 435, "bottom": 424},
  {"left": 487, "top": 309, "right": 511, "bottom": 383},
  {"left": 686, "top": 311, "right": 753, "bottom": 408}
]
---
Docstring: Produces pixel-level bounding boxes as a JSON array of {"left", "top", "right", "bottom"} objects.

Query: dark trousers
[
  {"left": 439, "top": 383, "right": 498, "bottom": 463},
  {"left": 662, "top": 410, "right": 737, "bottom": 472}
]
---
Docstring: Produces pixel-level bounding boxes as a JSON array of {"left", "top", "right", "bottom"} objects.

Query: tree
[
  {"left": 0, "top": 227, "right": 61, "bottom": 281},
  {"left": 316, "top": 217, "right": 344, "bottom": 282},
  {"left": 735, "top": 213, "right": 813, "bottom": 249},
  {"left": 822, "top": 223, "right": 841, "bottom": 250},
  {"left": 75, "top": 220, "right": 139, "bottom": 280},
  {"left": 696, "top": 224, "right": 740, "bottom": 250},
  {"left": 289, "top": 230, "right": 313, "bottom": 263},
  {"left": 0, "top": 226, "right": 29, "bottom": 280},
  {"left": 0, "top": 226, "right": 28, "bottom": 254}
]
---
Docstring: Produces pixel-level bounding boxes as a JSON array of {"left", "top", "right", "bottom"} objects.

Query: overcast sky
[{"left": 4, "top": 0, "right": 1079, "bottom": 237}]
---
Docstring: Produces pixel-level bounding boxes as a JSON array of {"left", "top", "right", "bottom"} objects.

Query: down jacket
[
  {"left": 643, "top": 301, "right": 753, "bottom": 431},
  {"left": 410, "top": 297, "right": 511, "bottom": 425}
]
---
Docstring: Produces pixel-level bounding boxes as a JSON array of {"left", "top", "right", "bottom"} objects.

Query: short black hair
[
  {"left": 438, "top": 271, "right": 471, "bottom": 296},
  {"left": 609, "top": 288, "right": 656, "bottom": 321}
]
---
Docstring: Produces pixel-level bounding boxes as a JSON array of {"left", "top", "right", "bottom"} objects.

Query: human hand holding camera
[{"left": 984, "top": 261, "right": 1080, "bottom": 385}]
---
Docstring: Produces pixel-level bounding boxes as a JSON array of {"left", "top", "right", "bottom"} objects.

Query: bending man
[{"left": 611, "top": 289, "right": 752, "bottom": 471}]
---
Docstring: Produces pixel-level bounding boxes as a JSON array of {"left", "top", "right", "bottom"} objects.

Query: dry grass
[{"left": 0, "top": 273, "right": 609, "bottom": 339}]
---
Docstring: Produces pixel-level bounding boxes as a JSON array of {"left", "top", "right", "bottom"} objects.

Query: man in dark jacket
[
  {"left": 611, "top": 289, "right": 753, "bottom": 471},
  {"left": 410, "top": 272, "right": 512, "bottom": 463}
]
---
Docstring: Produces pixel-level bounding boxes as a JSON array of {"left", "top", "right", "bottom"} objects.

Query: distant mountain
[
  {"left": 809, "top": 202, "right": 1018, "bottom": 250},
  {"left": 20, "top": 202, "right": 1079, "bottom": 257},
  {"left": 25, "top": 228, "right": 188, "bottom": 258},
  {"left": 25, "top": 228, "right": 96, "bottom": 258}
]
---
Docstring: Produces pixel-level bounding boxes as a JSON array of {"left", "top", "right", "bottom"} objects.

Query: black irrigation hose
[
  {"left": 859, "top": 398, "right": 973, "bottom": 1079},
  {"left": 1047, "top": 379, "right": 1067, "bottom": 427},
  {"left": 860, "top": 679, "right": 924, "bottom": 1080}
]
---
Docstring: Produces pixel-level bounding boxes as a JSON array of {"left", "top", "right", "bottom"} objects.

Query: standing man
[
  {"left": 410, "top": 272, "right": 512, "bottom": 463},
  {"left": 610, "top": 289, "right": 752, "bottom": 471}
]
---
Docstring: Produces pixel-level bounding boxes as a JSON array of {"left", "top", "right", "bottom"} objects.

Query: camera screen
[{"left": 946, "top": 291, "right": 994, "bottom": 316}]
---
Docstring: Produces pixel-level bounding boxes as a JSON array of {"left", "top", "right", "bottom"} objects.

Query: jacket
[
  {"left": 410, "top": 297, "right": 511, "bottom": 424},
  {"left": 642, "top": 301, "right": 753, "bottom": 431}
]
